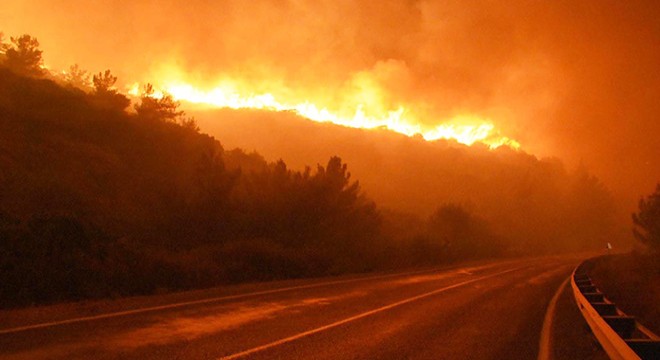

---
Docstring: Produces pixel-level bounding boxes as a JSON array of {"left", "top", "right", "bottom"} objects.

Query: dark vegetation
[
  {"left": 196, "top": 109, "right": 620, "bottom": 254},
  {"left": 589, "top": 186, "right": 660, "bottom": 334},
  {"left": 632, "top": 183, "right": 660, "bottom": 253},
  {"left": 590, "top": 252, "right": 659, "bottom": 335},
  {"left": 0, "top": 33, "right": 620, "bottom": 307}
]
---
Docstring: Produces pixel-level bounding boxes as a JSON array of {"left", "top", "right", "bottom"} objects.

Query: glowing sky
[{"left": 2, "top": 0, "right": 659, "bottom": 205}]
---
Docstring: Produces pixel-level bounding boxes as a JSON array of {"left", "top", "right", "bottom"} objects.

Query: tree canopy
[
  {"left": 64, "top": 64, "right": 91, "bottom": 90},
  {"left": 3, "top": 34, "right": 44, "bottom": 77},
  {"left": 632, "top": 183, "right": 660, "bottom": 252},
  {"left": 92, "top": 69, "right": 117, "bottom": 94},
  {"left": 135, "top": 83, "right": 184, "bottom": 122},
  {"left": 89, "top": 69, "right": 130, "bottom": 110}
]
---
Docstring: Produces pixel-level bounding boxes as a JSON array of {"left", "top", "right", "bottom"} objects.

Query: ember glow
[{"left": 130, "top": 79, "right": 520, "bottom": 149}]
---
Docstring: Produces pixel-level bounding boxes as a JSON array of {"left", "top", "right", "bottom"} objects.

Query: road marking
[
  {"left": 218, "top": 265, "right": 525, "bottom": 360},
  {"left": 537, "top": 276, "right": 570, "bottom": 360},
  {"left": 0, "top": 263, "right": 504, "bottom": 335}
]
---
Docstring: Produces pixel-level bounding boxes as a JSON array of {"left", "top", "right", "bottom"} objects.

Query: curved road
[{"left": 0, "top": 255, "right": 607, "bottom": 359}]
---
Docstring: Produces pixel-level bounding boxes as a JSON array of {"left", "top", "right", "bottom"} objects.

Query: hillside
[{"left": 195, "top": 108, "right": 622, "bottom": 253}]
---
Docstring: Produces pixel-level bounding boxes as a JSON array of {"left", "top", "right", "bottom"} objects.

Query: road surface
[{"left": 0, "top": 255, "right": 607, "bottom": 359}]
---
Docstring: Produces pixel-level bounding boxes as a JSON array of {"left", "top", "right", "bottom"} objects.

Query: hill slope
[{"left": 195, "top": 108, "right": 620, "bottom": 253}]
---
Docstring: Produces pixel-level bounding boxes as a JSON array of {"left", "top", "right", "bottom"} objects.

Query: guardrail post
[
  {"left": 602, "top": 316, "right": 637, "bottom": 339},
  {"left": 590, "top": 302, "right": 617, "bottom": 316},
  {"left": 578, "top": 284, "right": 597, "bottom": 293},
  {"left": 582, "top": 292, "right": 604, "bottom": 303},
  {"left": 626, "top": 339, "right": 660, "bottom": 359},
  {"left": 575, "top": 279, "right": 592, "bottom": 286}
]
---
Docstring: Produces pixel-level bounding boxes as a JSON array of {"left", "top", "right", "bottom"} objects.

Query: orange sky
[{"left": 2, "top": 0, "right": 659, "bottom": 207}]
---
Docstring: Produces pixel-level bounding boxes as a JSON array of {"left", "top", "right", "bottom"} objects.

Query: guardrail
[{"left": 571, "top": 260, "right": 660, "bottom": 360}]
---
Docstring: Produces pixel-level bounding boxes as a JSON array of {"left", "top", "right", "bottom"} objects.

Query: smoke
[{"left": 2, "top": 0, "right": 659, "bottom": 206}]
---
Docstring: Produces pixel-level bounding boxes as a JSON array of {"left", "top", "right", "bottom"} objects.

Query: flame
[
  {"left": 131, "top": 78, "right": 520, "bottom": 149},
  {"left": 127, "top": 82, "right": 141, "bottom": 97}
]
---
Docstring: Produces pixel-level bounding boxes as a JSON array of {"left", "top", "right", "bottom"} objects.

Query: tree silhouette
[
  {"left": 93, "top": 69, "right": 118, "bottom": 94},
  {"left": 65, "top": 64, "right": 91, "bottom": 90},
  {"left": 90, "top": 69, "right": 130, "bottom": 110},
  {"left": 4, "top": 34, "right": 44, "bottom": 77},
  {"left": 427, "top": 204, "right": 501, "bottom": 260},
  {"left": 135, "top": 83, "right": 184, "bottom": 122},
  {"left": 632, "top": 183, "right": 660, "bottom": 252}
]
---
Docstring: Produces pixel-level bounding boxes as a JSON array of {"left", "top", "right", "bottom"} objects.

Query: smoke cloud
[{"left": 2, "top": 0, "right": 659, "bottom": 206}]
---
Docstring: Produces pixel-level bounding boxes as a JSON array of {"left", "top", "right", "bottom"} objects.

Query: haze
[{"left": 3, "top": 0, "right": 659, "bottom": 208}]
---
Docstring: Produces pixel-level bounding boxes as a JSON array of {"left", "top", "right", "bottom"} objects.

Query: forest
[{"left": 0, "top": 33, "right": 620, "bottom": 307}]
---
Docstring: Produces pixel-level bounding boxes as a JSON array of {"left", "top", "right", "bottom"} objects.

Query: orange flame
[{"left": 158, "top": 82, "right": 520, "bottom": 149}]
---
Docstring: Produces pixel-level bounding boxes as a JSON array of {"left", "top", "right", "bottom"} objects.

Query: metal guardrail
[{"left": 571, "top": 260, "right": 660, "bottom": 360}]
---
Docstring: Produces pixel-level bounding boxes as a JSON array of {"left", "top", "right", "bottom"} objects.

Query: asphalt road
[{"left": 0, "top": 255, "right": 607, "bottom": 360}]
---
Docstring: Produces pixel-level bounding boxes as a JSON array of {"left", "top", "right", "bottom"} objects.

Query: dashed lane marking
[
  {"left": 219, "top": 265, "right": 526, "bottom": 360},
  {"left": 0, "top": 263, "right": 509, "bottom": 335}
]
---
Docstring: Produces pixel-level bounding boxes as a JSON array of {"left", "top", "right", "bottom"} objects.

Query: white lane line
[
  {"left": 218, "top": 265, "right": 526, "bottom": 360},
  {"left": 537, "top": 276, "right": 570, "bottom": 360},
  {"left": 0, "top": 264, "right": 500, "bottom": 335}
]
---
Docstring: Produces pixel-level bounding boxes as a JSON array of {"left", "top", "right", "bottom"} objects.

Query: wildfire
[{"left": 130, "top": 80, "right": 520, "bottom": 149}]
